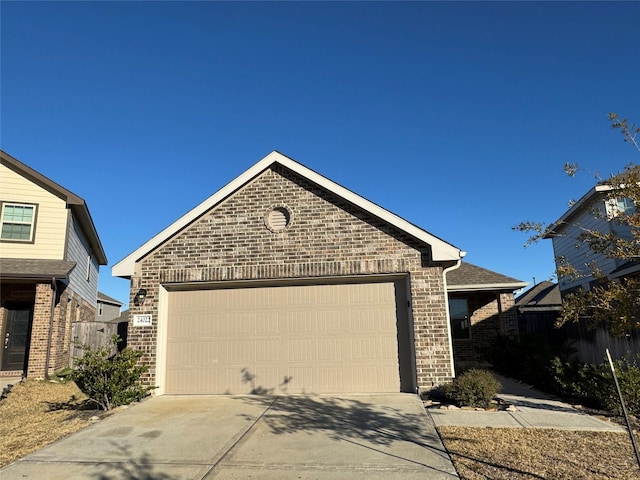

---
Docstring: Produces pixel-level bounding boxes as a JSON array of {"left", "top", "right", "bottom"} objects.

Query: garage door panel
[{"left": 165, "top": 282, "right": 403, "bottom": 394}]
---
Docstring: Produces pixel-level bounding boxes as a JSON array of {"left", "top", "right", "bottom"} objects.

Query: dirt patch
[
  {"left": 0, "top": 379, "right": 104, "bottom": 468},
  {"left": 438, "top": 426, "right": 640, "bottom": 479}
]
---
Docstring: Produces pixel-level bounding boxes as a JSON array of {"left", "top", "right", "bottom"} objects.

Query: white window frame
[
  {"left": 607, "top": 196, "right": 636, "bottom": 219},
  {"left": 0, "top": 202, "right": 38, "bottom": 242}
]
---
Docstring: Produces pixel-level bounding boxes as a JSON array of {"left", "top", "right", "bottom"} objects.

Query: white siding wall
[
  {"left": 0, "top": 163, "right": 67, "bottom": 259},
  {"left": 66, "top": 213, "right": 100, "bottom": 305},
  {"left": 552, "top": 200, "right": 618, "bottom": 292}
]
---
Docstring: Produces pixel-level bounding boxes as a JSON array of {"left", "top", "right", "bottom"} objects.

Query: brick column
[
  {"left": 27, "top": 282, "right": 53, "bottom": 378},
  {"left": 410, "top": 268, "right": 454, "bottom": 390}
]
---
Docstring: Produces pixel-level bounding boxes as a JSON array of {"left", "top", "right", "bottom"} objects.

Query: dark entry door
[{"left": 2, "top": 304, "right": 33, "bottom": 371}]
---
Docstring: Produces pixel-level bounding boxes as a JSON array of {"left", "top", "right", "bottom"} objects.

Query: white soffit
[{"left": 112, "top": 151, "right": 463, "bottom": 278}]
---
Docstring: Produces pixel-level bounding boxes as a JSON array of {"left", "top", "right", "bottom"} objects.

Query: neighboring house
[
  {"left": 447, "top": 262, "right": 527, "bottom": 367},
  {"left": 113, "top": 151, "right": 525, "bottom": 395},
  {"left": 0, "top": 151, "right": 107, "bottom": 378},
  {"left": 543, "top": 180, "right": 639, "bottom": 293},
  {"left": 515, "top": 281, "right": 564, "bottom": 341},
  {"left": 96, "top": 291, "right": 124, "bottom": 322},
  {"left": 542, "top": 176, "right": 639, "bottom": 362}
]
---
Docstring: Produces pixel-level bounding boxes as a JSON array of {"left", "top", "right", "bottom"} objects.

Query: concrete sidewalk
[
  {"left": 0, "top": 376, "right": 22, "bottom": 397},
  {"left": 428, "top": 374, "right": 625, "bottom": 431}
]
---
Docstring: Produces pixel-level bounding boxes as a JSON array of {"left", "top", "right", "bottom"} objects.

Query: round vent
[{"left": 266, "top": 206, "right": 291, "bottom": 232}]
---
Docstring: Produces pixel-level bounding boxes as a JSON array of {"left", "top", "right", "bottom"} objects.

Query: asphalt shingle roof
[
  {"left": 515, "top": 280, "right": 562, "bottom": 309},
  {"left": 0, "top": 258, "right": 76, "bottom": 279},
  {"left": 447, "top": 262, "right": 525, "bottom": 289}
]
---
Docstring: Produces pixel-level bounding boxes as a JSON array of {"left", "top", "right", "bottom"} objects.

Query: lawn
[
  {"left": 0, "top": 379, "right": 100, "bottom": 467},
  {"left": 2, "top": 380, "right": 640, "bottom": 479},
  {"left": 438, "top": 426, "right": 640, "bottom": 479}
]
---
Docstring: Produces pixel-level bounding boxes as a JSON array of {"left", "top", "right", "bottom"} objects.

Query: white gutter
[{"left": 442, "top": 257, "right": 464, "bottom": 378}]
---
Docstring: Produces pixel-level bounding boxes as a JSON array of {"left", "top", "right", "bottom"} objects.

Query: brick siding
[
  {"left": 0, "top": 281, "right": 94, "bottom": 378},
  {"left": 451, "top": 291, "right": 518, "bottom": 366},
  {"left": 128, "top": 165, "right": 456, "bottom": 390}
]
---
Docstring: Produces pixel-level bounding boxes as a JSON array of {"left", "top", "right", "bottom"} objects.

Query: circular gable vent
[{"left": 265, "top": 206, "right": 292, "bottom": 232}]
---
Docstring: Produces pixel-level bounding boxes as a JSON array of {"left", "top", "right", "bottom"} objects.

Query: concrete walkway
[
  {"left": 1, "top": 394, "right": 459, "bottom": 479},
  {"left": 428, "top": 374, "right": 625, "bottom": 431}
]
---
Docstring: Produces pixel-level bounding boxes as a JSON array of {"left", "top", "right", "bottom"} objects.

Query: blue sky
[{"left": 2, "top": 1, "right": 639, "bottom": 307}]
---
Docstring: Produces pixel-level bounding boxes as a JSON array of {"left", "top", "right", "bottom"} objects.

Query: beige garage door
[{"left": 164, "top": 281, "right": 404, "bottom": 394}]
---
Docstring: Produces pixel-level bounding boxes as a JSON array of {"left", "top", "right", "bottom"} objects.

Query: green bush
[
  {"left": 599, "top": 355, "right": 640, "bottom": 415},
  {"left": 71, "top": 335, "right": 155, "bottom": 411},
  {"left": 490, "top": 332, "right": 640, "bottom": 416},
  {"left": 444, "top": 369, "right": 501, "bottom": 408}
]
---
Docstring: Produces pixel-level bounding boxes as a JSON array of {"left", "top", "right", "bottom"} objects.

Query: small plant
[
  {"left": 71, "top": 335, "right": 154, "bottom": 411},
  {"left": 444, "top": 369, "right": 501, "bottom": 408}
]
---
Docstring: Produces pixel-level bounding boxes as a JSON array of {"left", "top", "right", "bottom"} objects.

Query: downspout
[
  {"left": 44, "top": 277, "right": 57, "bottom": 379},
  {"left": 443, "top": 255, "right": 465, "bottom": 379}
]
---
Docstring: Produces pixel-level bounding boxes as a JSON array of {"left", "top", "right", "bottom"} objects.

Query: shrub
[
  {"left": 444, "top": 369, "right": 501, "bottom": 408},
  {"left": 486, "top": 333, "right": 576, "bottom": 393},
  {"left": 71, "top": 335, "right": 155, "bottom": 411}
]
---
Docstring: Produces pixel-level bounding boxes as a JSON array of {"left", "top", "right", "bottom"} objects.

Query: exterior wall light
[{"left": 134, "top": 288, "right": 148, "bottom": 306}]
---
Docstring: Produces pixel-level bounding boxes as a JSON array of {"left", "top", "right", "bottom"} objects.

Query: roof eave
[
  {"left": 447, "top": 282, "right": 529, "bottom": 292},
  {"left": 1, "top": 150, "right": 108, "bottom": 265},
  {"left": 113, "top": 151, "right": 463, "bottom": 278},
  {"left": 543, "top": 185, "right": 611, "bottom": 238}
]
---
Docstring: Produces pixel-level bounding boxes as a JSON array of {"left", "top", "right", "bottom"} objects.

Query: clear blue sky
[{"left": 2, "top": 1, "right": 639, "bottom": 307}]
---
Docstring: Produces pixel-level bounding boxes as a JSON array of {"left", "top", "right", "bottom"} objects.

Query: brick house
[
  {"left": 447, "top": 262, "right": 526, "bottom": 368},
  {"left": 0, "top": 151, "right": 107, "bottom": 379},
  {"left": 113, "top": 151, "right": 524, "bottom": 395}
]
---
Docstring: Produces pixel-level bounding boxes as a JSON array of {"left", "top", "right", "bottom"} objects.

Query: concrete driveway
[{"left": 1, "top": 393, "right": 458, "bottom": 479}]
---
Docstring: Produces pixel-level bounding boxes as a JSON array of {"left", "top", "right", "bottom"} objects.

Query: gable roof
[
  {"left": 542, "top": 184, "right": 611, "bottom": 238},
  {"left": 543, "top": 166, "right": 640, "bottom": 238},
  {"left": 97, "top": 291, "right": 124, "bottom": 307},
  {"left": 446, "top": 262, "right": 527, "bottom": 292},
  {"left": 515, "top": 280, "right": 562, "bottom": 311},
  {"left": 1, "top": 150, "right": 108, "bottom": 265},
  {"left": 113, "top": 151, "right": 465, "bottom": 278}
]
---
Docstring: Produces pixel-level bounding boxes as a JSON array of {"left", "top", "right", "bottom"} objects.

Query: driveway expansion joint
[{"left": 198, "top": 396, "right": 279, "bottom": 480}]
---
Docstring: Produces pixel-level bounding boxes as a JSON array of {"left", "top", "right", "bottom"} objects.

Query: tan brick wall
[{"left": 129, "top": 165, "right": 455, "bottom": 390}]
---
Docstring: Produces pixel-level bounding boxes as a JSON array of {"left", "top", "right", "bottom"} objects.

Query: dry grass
[
  {"left": 0, "top": 379, "right": 100, "bottom": 467},
  {"left": 4, "top": 381, "right": 640, "bottom": 478},
  {"left": 439, "top": 426, "right": 640, "bottom": 479}
]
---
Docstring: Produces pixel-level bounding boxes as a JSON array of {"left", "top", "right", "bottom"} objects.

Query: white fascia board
[
  {"left": 447, "top": 282, "right": 529, "bottom": 292},
  {"left": 112, "top": 151, "right": 463, "bottom": 278}
]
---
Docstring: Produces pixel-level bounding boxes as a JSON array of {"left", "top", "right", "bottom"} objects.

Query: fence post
[{"left": 606, "top": 348, "right": 640, "bottom": 469}]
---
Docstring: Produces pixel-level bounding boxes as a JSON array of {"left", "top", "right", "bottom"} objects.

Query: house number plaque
[{"left": 132, "top": 314, "right": 153, "bottom": 327}]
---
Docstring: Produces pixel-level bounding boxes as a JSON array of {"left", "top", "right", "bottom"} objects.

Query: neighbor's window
[
  {"left": 1, "top": 203, "right": 37, "bottom": 242},
  {"left": 616, "top": 197, "right": 636, "bottom": 215},
  {"left": 449, "top": 298, "right": 470, "bottom": 340},
  {"left": 607, "top": 196, "right": 636, "bottom": 219}
]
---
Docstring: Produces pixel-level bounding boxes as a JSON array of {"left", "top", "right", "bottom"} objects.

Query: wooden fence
[{"left": 69, "top": 321, "right": 119, "bottom": 367}]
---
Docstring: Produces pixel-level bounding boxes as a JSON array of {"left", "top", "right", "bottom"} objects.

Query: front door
[{"left": 2, "top": 303, "right": 33, "bottom": 372}]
